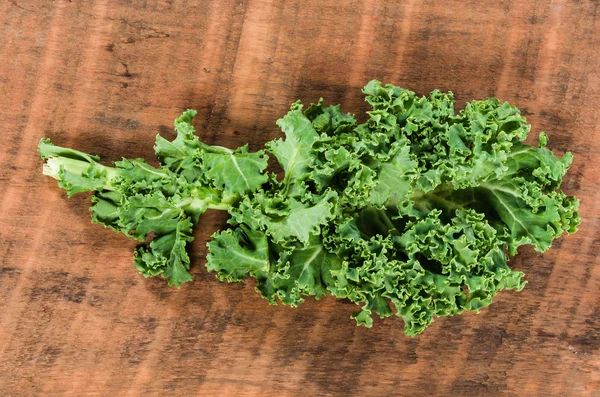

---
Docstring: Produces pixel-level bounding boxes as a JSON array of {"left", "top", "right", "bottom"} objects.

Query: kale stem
[{"left": 44, "top": 155, "right": 235, "bottom": 211}]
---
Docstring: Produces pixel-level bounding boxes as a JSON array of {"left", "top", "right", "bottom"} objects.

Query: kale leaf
[{"left": 39, "top": 81, "right": 580, "bottom": 335}]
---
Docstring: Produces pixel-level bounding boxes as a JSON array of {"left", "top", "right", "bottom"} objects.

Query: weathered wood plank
[{"left": 0, "top": 1, "right": 598, "bottom": 396}]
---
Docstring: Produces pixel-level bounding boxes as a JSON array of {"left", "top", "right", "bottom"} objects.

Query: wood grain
[{"left": 1, "top": 1, "right": 599, "bottom": 396}]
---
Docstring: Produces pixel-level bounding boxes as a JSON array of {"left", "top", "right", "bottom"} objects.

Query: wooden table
[{"left": 1, "top": 1, "right": 598, "bottom": 396}]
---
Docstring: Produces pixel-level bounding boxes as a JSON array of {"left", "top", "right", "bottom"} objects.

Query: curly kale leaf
[{"left": 39, "top": 81, "right": 580, "bottom": 335}]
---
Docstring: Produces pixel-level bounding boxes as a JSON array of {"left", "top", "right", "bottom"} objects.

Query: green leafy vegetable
[{"left": 38, "top": 81, "right": 580, "bottom": 335}]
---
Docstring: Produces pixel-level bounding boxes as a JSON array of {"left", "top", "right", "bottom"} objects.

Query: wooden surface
[{"left": 1, "top": 1, "right": 599, "bottom": 396}]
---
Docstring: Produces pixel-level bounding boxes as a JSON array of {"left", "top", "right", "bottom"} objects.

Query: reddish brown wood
[{"left": 0, "top": 1, "right": 599, "bottom": 396}]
